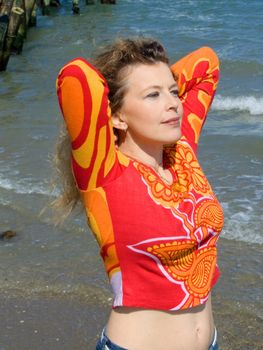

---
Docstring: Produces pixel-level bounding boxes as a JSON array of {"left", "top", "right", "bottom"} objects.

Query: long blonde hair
[
  {"left": 50, "top": 125, "right": 80, "bottom": 224},
  {"left": 51, "top": 37, "right": 170, "bottom": 222}
]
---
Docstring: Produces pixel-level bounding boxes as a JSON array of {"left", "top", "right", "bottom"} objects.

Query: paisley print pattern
[
  {"left": 57, "top": 47, "right": 223, "bottom": 310},
  {"left": 133, "top": 161, "right": 192, "bottom": 209},
  {"left": 195, "top": 198, "right": 224, "bottom": 233},
  {"left": 129, "top": 138, "right": 224, "bottom": 308},
  {"left": 146, "top": 240, "right": 217, "bottom": 298},
  {"left": 173, "top": 141, "right": 212, "bottom": 194},
  {"left": 135, "top": 140, "right": 212, "bottom": 209}
]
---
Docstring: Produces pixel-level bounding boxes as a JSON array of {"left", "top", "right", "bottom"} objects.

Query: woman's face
[{"left": 115, "top": 62, "right": 183, "bottom": 148}]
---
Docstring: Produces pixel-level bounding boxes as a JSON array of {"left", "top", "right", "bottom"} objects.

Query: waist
[{"left": 107, "top": 295, "right": 215, "bottom": 350}]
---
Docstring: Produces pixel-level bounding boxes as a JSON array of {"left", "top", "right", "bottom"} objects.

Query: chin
[{"left": 165, "top": 131, "right": 182, "bottom": 144}]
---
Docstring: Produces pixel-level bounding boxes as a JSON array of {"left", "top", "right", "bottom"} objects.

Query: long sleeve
[
  {"left": 170, "top": 47, "right": 220, "bottom": 153},
  {"left": 56, "top": 58, "right": 117, "bottom": 191}
]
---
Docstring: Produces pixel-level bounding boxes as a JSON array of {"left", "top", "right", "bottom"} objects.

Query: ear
[{"left": 111, "top": 112, "right": 128, "bottom": 131}]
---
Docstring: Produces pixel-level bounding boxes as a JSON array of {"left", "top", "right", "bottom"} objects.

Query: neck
[{"left": 118, "top": 136, "right": 163, "bottom": 169}]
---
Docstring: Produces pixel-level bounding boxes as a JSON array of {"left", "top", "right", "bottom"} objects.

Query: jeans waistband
[
  {"left": 208, "top": 328, "right": 219, "bottom": 350},
  {"left": 96, "top": 327, "right": 218, "bottom": 350},
  {"left": 96, "top": 328, "right": 127, "bottom": 350}
]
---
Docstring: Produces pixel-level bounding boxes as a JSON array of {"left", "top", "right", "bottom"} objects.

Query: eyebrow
[{"left": 141, "top": 83, "right": 178, "bottom": 93}]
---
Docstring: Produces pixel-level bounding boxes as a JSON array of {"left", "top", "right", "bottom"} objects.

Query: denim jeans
[
  {"left": 95, "top": 328, "right": 219, "bottom": 350},
  {"left": 208, "top": 328, "right": 219, "bottom": 350},
  {"left": 95, "top": 328, "right": 127, "bottom": 350}
]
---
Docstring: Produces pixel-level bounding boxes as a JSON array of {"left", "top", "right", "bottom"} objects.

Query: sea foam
[
  {"left": 0, "top": 175, "right": 51, "bottom": 196},
  {"left": 212, "top": 95, "right": 263, "bottom": 115}
]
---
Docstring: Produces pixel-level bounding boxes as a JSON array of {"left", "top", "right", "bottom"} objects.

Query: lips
[{"left": 161, "top": 117, "right": 180, "bottom": 125}]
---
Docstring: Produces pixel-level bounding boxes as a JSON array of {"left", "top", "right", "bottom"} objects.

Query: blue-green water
[{"left": 0, "top": 1, "right": 262, "bottom": 349}]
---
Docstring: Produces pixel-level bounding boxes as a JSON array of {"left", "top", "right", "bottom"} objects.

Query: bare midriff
[{"left": 106, "top": 295, "right": 215, "bottom": 350}]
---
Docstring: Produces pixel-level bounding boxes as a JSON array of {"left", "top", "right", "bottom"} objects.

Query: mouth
[{"left": 161, "top": 117, "right": 181, "bottom": 126}]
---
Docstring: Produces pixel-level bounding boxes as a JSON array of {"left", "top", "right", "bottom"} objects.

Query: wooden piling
[
  {"left": 28, "top": 0, "right": 36, "bottom": 27},
  {"left": 41, "top": 0, "right": 50, "bottom": 15},
  {"left": 0, "top": 5, "right": 24, "bottom": 70},
  {"left": 72, "top": 0, "right": 79, "bottom": 14},
  {"left": 25, "top": 0, "right": 36, "bottom": 26},
  {"left": 0, "top": 0, "right": 15, "bottom": 15},
  {"left": 0, "top": 0, "right": 119, "bottom": 71},
  {"left": 0, "top": 0, "right": 14, "bottom": 70},
  {"left": 0, "top": 14, "right": 9, "bottom": 52},
  {"left": 11, "top": 0, "right": 26, "bottom": 53}
]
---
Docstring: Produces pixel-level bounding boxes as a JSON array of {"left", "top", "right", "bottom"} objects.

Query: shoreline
[
  {"left": 0, "top": 237, "right": 262, "bottom": 350},
  {"left": 0, "top": 289, "right": 262, "bottom": 350}
]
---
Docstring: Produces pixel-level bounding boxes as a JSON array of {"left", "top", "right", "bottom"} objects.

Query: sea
[{"left": 0, "top": 1, "right": 262, "bottom": 349}]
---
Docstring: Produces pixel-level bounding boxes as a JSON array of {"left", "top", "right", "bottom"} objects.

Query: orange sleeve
[
  {"left": 170, "top": 47, "right": 220, "bottom": 152},
  {"left": 56, "top": 58, "right": 117, "bottom": 191}
]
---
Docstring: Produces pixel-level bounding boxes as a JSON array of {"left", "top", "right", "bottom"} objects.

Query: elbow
[{"left": 199, "top": 46, "right": 220, "bottom": 67}]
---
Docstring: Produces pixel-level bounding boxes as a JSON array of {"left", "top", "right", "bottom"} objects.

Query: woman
[{"left": 56, "top": 38, "right": 223, "bottom": 350}]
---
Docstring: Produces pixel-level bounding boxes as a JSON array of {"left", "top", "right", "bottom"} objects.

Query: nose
[{"left": 165, "top": 91, "right": 179, "bottom": 111}]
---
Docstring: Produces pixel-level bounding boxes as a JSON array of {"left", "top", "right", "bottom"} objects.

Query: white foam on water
[
  {"left": 220, "top": 198, "right": 263, "bottom": 245},
  {"left": 221, "top": 221, "right": 263, "bottom": 245},
  {"left": 0, "top": 175, "right": 52, "bottom": 196},
  {"left": 212, "top": 95, "right": 263, "bottom": 115},
  {"left": 214, "top": 195, "right": 263, "bottom": 244}
]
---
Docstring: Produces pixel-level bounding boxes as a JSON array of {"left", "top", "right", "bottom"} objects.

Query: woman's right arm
[{"left": 56, "top": 58, "right": 117, "bottom": 191}]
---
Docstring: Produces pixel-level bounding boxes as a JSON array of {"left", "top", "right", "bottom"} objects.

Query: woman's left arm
[{"left": 170, "top": 47, "right": 219, "bottom": 153}]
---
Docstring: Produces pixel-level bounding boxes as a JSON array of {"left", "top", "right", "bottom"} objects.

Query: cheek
[
  {"left": 124, "top": 104, "right": 154, "bottom": 127},
  {"left": 128, "top": 114, "right": 151, "bottom": 131},
  {"left": 126, "top": 110, "right": 160, "bottom": 139}
]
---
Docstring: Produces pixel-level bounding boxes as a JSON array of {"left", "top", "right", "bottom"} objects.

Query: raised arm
[
  {"left": 56, "top": 58, "right": 117, "bottom": 191},
  {"left": 170, "top": 47, "right": 219, "bottom": 152}
]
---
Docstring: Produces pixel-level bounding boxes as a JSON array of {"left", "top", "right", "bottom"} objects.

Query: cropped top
[{"left": 56, "top": 47, "right": 224, "bottom": 311}]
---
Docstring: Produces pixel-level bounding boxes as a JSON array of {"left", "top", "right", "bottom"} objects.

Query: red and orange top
[{"left": 56, "top": 47, "right": 224, "bottom": 311}]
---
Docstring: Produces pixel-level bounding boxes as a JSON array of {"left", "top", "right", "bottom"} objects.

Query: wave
[
  {"left": 221, "top": 223, "right": 263, "bottom": 245},
  {"left": 0, "top": 175, "right": 54, "bottom": 196},
  {"left": 220, "top": 199, "right": 263, "bottom": 245},
  {"left": 220, "top": 59, "right": 263, "bottom": 75},
  {"left": 212, "top": 95, "right": 263, "bottom": 115}
]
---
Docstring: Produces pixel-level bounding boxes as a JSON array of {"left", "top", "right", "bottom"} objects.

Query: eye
[
  {"left": 170, "top": 89, "right": 179, "bottom": 97},
  {"left": 146, "top": 91, "right": 159, "bottom": 98}
]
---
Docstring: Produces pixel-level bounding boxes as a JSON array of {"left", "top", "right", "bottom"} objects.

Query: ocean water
[{"left": 0, "top": 1, "right": 262, "bottom": 349}]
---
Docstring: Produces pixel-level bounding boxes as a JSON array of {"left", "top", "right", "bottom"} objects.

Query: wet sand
[{"left": 0, "top": 238, "right": 262, "bottom": 350}]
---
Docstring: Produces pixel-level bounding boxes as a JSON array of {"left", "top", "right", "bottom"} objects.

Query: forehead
[{"left": 124, "top": 62, "right": 176, "bottom": 90}]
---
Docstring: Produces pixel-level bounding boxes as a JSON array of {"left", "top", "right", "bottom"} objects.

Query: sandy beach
[{"left": 0, "top": 238, "right": 262, "bottom": 350}]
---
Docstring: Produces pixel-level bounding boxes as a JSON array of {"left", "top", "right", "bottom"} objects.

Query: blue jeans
[
  {"left": 95, "top": 328, "right": 219, "bottom": 350},
  {"left": 208, "top": 328, "right": 219, "bottom": 350}
]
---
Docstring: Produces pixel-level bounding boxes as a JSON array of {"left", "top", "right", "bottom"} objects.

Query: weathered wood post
[
  {"left": 11, "top": 0, "right": 26, "bottom": 53},
  {"left": 72, "top": 0, "right": 79, "bottom": 14},
  {"left": 0, "top": 0, "right": 15, "bottom": 15},
  {"left": 41, "top": 0, "right": 50, "bottom": 15},
  {"left": 25, "top": 0, "right": 36, "bottom": 26},
  {"left": 0, "top": 14, "right": 9, "bottom": 57},
  {"left": 0, "top": 0, "right": 14, "bottom": 70},
  {"left": 0, "top": 5, "right": 24, "bottom": 71},
  {"left": 28, "top": 0, "right": 36, "bottom": 27}
]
